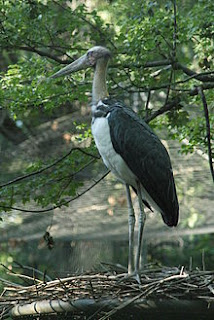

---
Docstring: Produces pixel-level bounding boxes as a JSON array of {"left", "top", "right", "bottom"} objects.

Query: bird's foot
[
  {"left": 128, "top": 265, "right": 142, "bottom": 284},
  {"left": 133, "top": 271, "right": 141, "bottom": 284},
  {"left": 115, "top": 270, "right": 141, "bottom": 284}
]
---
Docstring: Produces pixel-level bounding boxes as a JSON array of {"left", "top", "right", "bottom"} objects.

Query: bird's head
[{"left": 50, "top": 46, "right": 111, "bottom": 79}]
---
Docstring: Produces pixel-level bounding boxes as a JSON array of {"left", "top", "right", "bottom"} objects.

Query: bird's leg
[
  {"left": 125, "top": 184, "right": 135, "bottom": 274},
  {"left": 135, "top": 181, "right": 146, "bottom": 275}
]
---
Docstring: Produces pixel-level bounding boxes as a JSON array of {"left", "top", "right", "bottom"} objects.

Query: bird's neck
[{"left": 92, "top": 58, "right": 109, "bottom": 104}]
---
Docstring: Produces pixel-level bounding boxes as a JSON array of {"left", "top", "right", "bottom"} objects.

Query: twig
[
  {"left": 0, "top": 171, "right": 110, "bottom": 213},
  {"left": 208, "top": 285, "right": 214, "bottom": 295},
  {"left": 111, "top": 75, "right": 214, "bottom": 97},
  {"left": 145, "top": 90, "right": 151, "bottom": 119},
  {"left": 172, "top": 0, "right": 177, "bottom": 61},
  {"left": 0, "top": 264, "right": 31, "bottom": 286},
  {"left": 145, "top": 97, "right": 181, "bottom": 123},
  {"left": 174, "top": 63, "right": 214, "bottom": 82},
  {"left": 5, "top": 272, "right": 42, "bottom": 284},
  {"left": 198, "top": 86, "right": 214, "bottom": 182},
  {"left": 171, "top": 0, "right": 177, "bottom": 90},
  {"left": 99, "top": 292, "right": 145, "bottom": 320},
  {"left": 165, "top": 69, "right": 173, "bottom": 105},
  {"left": 117, "top": 56, "right": 214, "bottom": 83},
  {"left": 45, "top": 157, "right": 96, "bottom": 184},
  {"left": 119, "top": 59, "right": 171, "bottom": 69},
  {"left": 175, "top": 70, "right": 214, "bottom": 84},
  {"left": 159, "top": 273, "right": 188, "bottom": 283},
  {"left": 118, "top": 59, "right": 214, "bottom": 83},
  {"left": 52, "top": 0, "right": 117, "bottom": 50},
  {"left": 190, "top": 83, "right": 214, "bottom": 95},
  {"left": 0, "top": 306, "right": 12, "bottom": 320},
  {"left": 17, "top": 46, "right": 68, "bottom": 64},
  {"left": 13, "top": 262, "right": 52, "bottom": 282},
  {"left": 201, "top": 249, "right": 206, "bottom": 271},
  {"left": 0, "top": 147, "right": 99, "bottom": 189},
  {"left": 1, "top": 267, "right": 214, "bottom": 319},
  {"left": 0, "top": 278, "right": 21, "bottom": 288}
]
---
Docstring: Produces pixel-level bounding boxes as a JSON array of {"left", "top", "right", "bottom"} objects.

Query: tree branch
[
  {"left": 144, "top": 90, "right": 151, "bottom": 119},
  {"left": 145, "top": 97, "right": 181, "bottom": 123},
  {"left": 174, "top": 63, "right": 214, "bottom": 82},
  {"left": 0, "top": 148, "right": 99, "bottom": 189},
  {"left": 17, "top": 46, "right": 69, "bottom": 64},
  {"left": 0, "top": 171, "right": 110, "bottom": 213},
  {"left": 52, "top": 0, "right": 117, "bottom": 50},
  {"left": 117, "top": 60, "right": 171, "bottom": 69},
  {"left": 198, "top": 87, "right": 214, "bottom": 182},
  {"left": 11, "top": 43, "right": 214, "bottom": 85},
  {"left": 165, "top": 69, "right": 174, "bottom": 105},
  {"left": 117, "top": 60, "right": 214, "bottom": 83},
  {"left": 13, "top": 261, "right": 52, "bottom": 282},
  {"left": 111, "top": 72, "right": 214, "bottom": 96},
  {"left": 173, "top": 0, "right": 177, "bottom": 61},
  {"left": 190, "top": 83, "right": 214, "bottom": 96}
]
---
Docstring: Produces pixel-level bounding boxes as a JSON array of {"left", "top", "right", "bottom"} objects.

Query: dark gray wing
[{"left": 107, "top": 102, "right": 179, "bottom": 227}]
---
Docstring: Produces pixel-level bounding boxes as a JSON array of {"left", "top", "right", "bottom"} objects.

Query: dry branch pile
[{"left": 0, "top": 266, "right": 214, "bottom": 319}]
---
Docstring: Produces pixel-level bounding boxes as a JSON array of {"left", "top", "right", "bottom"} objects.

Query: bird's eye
[{"left": 87, "top": 51, "right": 96, "bottom": 66}]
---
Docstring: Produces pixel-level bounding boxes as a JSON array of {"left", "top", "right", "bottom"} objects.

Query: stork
[{"left": 51, "top": 46, "right": 179, "bottom": 277}]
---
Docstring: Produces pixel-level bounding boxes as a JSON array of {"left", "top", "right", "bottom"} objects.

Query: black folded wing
[{"left": 107, "top": 101, "right": 179, "bottom": 227}]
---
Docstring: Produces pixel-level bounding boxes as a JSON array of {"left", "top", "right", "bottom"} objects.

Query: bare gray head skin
[
  {"left": 50, "top": 47, "right": 110, "bottom": 75},
  {"left": 51, "top": 46, "right": 111, "bottom": 104}
]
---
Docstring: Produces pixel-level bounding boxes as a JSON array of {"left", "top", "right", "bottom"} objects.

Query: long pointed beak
[{"left": 50, "top": 54, "right": 90, "bottom": 79}]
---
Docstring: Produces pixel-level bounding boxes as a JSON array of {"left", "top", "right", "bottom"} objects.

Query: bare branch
[
  {"left": 190, "top": 83, "right": 214, "bottom": 96},
  {"left": 175, "top": 71, "right": 214, "bottom": 85},
  {"left": 17, "top": 46, "right": 69, "bottom": 64},
  {"left": 0, "top": 171, "right": 110, "bottom": 213},
  {"left": 0, "top": 148, "right": 99, "bottom": 189},
  {"left": 145, "top": 97, "right": 181, "bottom": 123},
  {"left": 165, "top": 69, "right": 174, "bottom": 105},
  {"left": 15, "top": 47, "right": 214, "bottom": 86},
  {"left": 115, "top": 60, "right": 171, "bottom": 70},
  {"left": 145, "top": 90, "right": 151, "bottom": 119},
  {"left": 52, "top": 0, "right": 117, "bottom": 50},
  {"left": 13, "top": 261, "right": 52, "bottom": 282},
  {"left": 173, "top": 0, "right": 177, "bottom": 61},
  {"left": 198, "top": 87, "right": 214, "bottom": 182},
  {"left": 116, "top": 59, "right": 214, "bottom": 83},
  {"left": 174, "top": 63, "right": 214, "bottom": 82}
]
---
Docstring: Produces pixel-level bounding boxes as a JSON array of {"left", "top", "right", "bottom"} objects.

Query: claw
[
  {"left": 134, "top": 271, "right": 141, "bottom": 284},
  {"left": 115, "top": 271, "right": 142, "bottom": 285}
]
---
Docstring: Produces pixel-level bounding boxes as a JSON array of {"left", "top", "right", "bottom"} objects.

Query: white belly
[
  {"left": 91, "top": 116, "right": 162, "bottom": 213},
  {"left": 92, "top": 117, "right": 137, "bottom": 187}
]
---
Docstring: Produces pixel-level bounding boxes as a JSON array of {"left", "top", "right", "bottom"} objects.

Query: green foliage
[
  {"left": 0, "top": 145, "right": 100, "bottom": 209},
  {"left": 0, "top": 0, "right": 213, "bottom": 213}
]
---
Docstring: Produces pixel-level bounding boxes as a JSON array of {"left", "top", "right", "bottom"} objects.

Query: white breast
[
  {"left": 91, "top": 117, "right": 137, "bottom": 187},
  {"left": 91, "top": 116, "right": 162, "bottom": 213}
]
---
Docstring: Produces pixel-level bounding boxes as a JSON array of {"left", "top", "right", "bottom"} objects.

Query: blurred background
[{"left": 0, "top": 0, "right": 213, "bottom": 282}]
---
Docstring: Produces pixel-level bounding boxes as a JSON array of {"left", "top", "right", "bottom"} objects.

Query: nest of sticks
[{"left": 1, "top": 264, "right": 214, "bottom": 319}]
